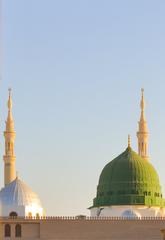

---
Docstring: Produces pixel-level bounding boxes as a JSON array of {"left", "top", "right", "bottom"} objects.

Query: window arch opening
[
  {"left": 5, "top": 224, "right": 11, "bottom": 237},
  {"left": 15, "top": 224, "right": 21, "bottom": 238}
]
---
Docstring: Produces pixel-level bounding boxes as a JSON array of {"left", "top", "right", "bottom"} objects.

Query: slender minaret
[
  {"left": 3, "top": 88, "right": 16, "bottom": 186},
  {"left": 137, "top": 88, "right": 149, "bottom": 161}
]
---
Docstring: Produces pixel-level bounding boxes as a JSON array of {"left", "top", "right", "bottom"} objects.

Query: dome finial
[{"left": 128, "top": 135, "right": 131, "bottom": 148}]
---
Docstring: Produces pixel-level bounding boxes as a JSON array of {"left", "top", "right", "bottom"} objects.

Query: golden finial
[
  {"left": 140, "top": 88, "right": 145, "bottom": 111},
  {"left": 8, "top": 87, "right": 11, "bottom": 95},
  {"left": 128, "top": 134, "right": 131, "bottom": 148},
  {"left": 8, "top": 87, "right": 12, "bottom": 110}
]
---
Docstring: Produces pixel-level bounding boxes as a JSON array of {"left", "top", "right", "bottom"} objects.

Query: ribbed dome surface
[
  {"left": 93, "top": 147, "right": 165, "bottom": 207},
  {"left": 0, "top": 177, "right": 42, "bottom": 207}
]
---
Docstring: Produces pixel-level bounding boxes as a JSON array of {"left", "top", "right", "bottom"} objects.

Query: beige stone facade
[{"left": 1, "top": 217, "right": 165, "bottom": 240}]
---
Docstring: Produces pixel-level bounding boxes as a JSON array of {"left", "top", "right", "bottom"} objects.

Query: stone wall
[{"left": 0, "top": 217, "right": 165, "bottom": 240}]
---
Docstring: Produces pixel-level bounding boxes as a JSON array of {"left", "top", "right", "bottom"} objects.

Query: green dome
[{"left": 93, "top": 147, "right": 165, "bottom": 208}]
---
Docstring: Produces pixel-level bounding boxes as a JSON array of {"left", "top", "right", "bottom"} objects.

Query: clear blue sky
[{"left": 1, "top": 0, "right": 165, "bottom": 216}]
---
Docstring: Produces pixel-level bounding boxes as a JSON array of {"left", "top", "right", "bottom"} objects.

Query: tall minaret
[
  {"left": 3, "top": 88, "right": 16, "bottom": 186},
  {"left": 137, "top": 88, "right": 149, "bottom": 161}
]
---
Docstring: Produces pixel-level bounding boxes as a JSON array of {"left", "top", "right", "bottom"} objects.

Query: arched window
[
  {"left": 15, "top": 224, "right": 21, "bottom": 238},
  {"left": 9, "top": 211, "right": 18, "bottom": 217},
  {"left": 5, "top": 224, "right": 11, "bottom": 237}
]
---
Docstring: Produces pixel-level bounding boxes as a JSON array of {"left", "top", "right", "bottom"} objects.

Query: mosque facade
[
  {"left": 0, "top": 89, "right": 165, "bottom": 239},
  {"left": 90, "top": 89, "right": 165, "bottom": 218}
]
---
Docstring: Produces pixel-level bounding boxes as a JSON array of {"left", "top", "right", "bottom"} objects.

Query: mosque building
[
  {"left": 90, "top": 89, "right": 165, "bottom": 218},
  {"left": 0, "top": 88, "right": 165, "bottom": 240},
  {"left": 0, "top": 89, "right": 44, "bottom": 218}
]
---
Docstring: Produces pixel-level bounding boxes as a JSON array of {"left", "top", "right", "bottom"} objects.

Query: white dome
[
  {"left": 0, "top": 177, "right": 42, "bottom": 207},
  {"left": 122, "top": 209, "right": 141, "bottom": 219}
]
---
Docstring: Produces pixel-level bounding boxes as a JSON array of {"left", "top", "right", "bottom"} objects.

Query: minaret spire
[
  {"left": 137, "top": 88, "right": 149, "bottom": 160},
  {"left": 140, "top": 88, "right": 145, "bottom": 121},
  {"left": 3, "top": 88, "right": 16, "bottom": 186}
]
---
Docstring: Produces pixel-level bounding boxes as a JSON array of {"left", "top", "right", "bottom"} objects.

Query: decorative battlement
[{"left": 1, "top": 216, "right": 165, "bottom": 221}]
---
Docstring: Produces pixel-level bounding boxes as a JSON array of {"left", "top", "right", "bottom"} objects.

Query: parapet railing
[{"left": 1, "top": 216, "right": 165, "bottom": 221}]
